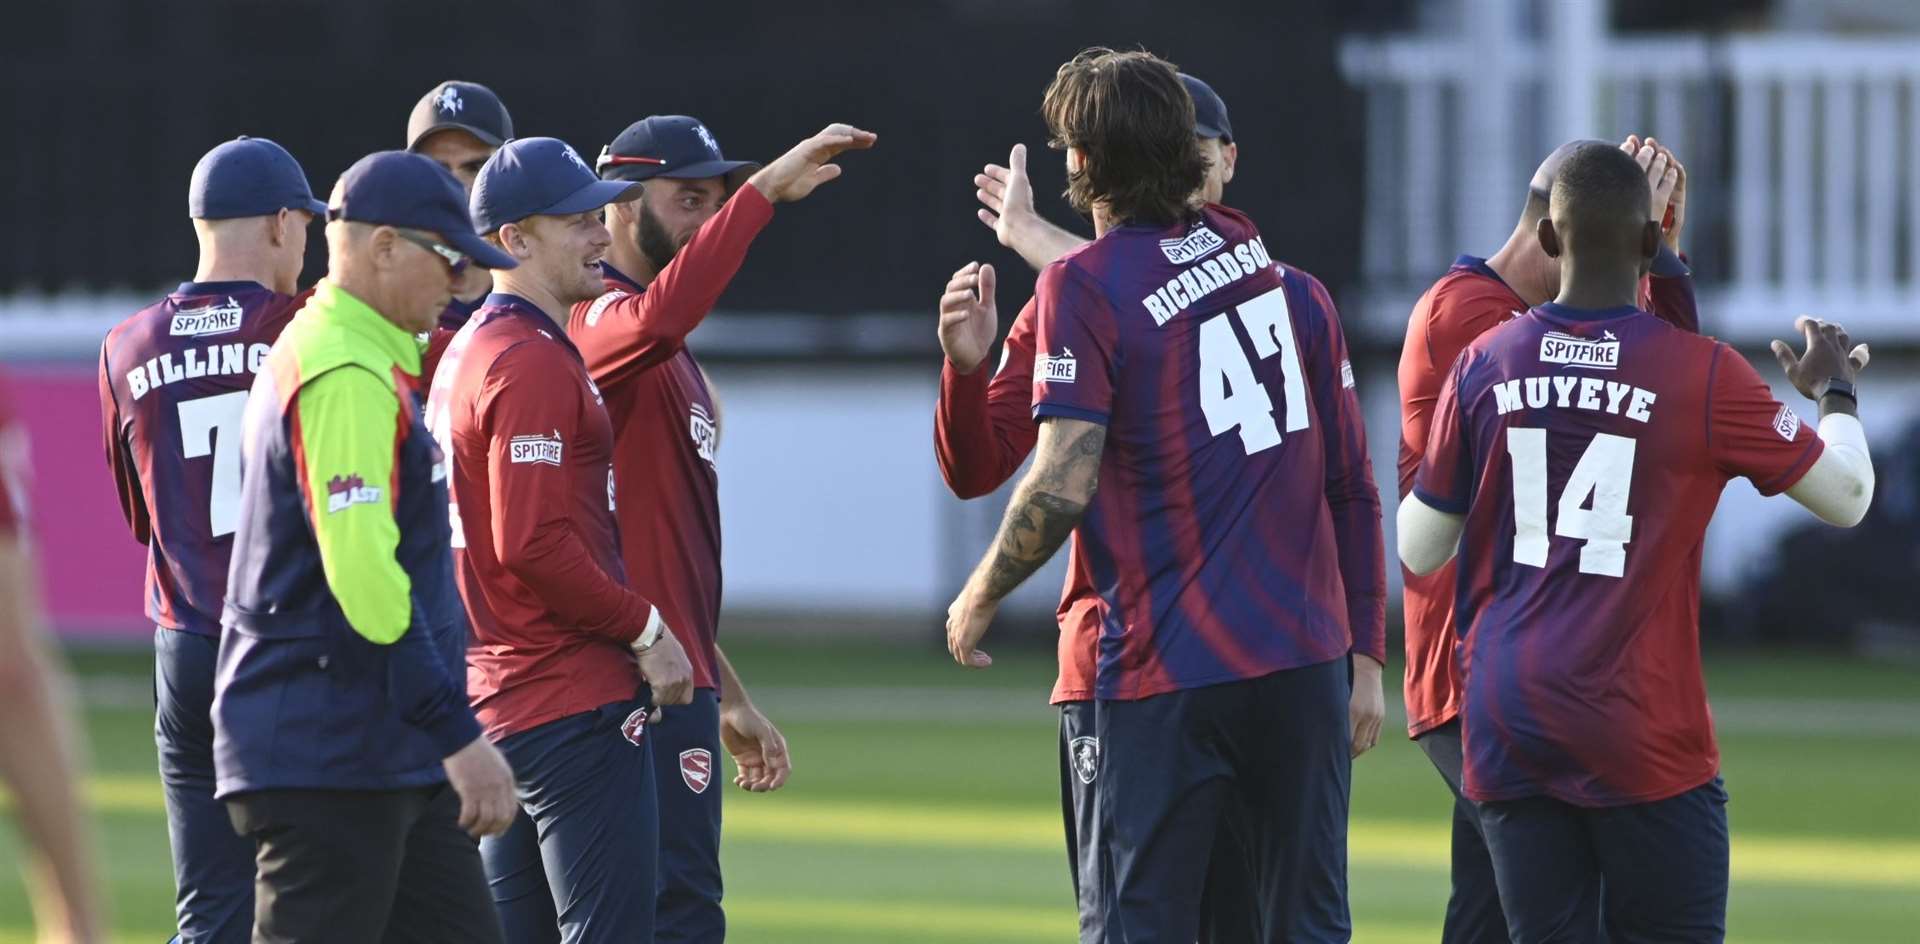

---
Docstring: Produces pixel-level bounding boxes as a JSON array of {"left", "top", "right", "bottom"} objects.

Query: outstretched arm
[{"left": 944, "top": 417, "right": 1105, "bottom": 668}]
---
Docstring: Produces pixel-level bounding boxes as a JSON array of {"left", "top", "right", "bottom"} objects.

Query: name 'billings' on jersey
[
  {"left": 1031, "top": 205, "right": 1384, "bottom": 702},
  {"left": 100, "top": 282, "right": 306, "bottom": 634},
  {"left": 1414, "top": 303, "right": 1823, "bottom": 808}
]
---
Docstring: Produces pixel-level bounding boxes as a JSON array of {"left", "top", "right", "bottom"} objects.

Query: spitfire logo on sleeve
[
  {"left": 325, "top": 474, "right": 382, "bottom": 514},
  {"left": 509, "top": 431, "right": 564, "bottom": 466},
  {"left": 1036, "top": 349, "right": 1077, "bottom": 384}
]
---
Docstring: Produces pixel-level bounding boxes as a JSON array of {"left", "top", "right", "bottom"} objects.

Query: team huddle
[{"left": 84, "top": 45, "right": 1874, "bottom": 944}]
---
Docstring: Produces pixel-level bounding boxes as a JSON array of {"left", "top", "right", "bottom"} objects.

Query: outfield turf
[{"left": 1, "top": 638, "right": 1915, "bottom": 942}]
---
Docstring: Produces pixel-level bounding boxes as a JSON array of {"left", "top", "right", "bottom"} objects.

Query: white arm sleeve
[
  {"left": 1784, "top": 413, "right": 1874, "bottom": 527},
  {"left": 1398, "top": 494, "right": 1466, "bottom": 576}
]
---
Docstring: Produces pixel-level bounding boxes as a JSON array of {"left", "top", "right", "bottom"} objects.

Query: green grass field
[{"left": 0, "top": 638, "right": 1915, "bottom": 942}]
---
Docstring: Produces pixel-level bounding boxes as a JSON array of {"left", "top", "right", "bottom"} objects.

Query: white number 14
[{"left": 1505, "top": 428, "right": 1636, "bottom": 577}]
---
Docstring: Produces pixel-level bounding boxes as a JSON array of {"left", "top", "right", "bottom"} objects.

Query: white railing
[{"left": 1341, "top": 31, "right": 1920, "bottom": 343}]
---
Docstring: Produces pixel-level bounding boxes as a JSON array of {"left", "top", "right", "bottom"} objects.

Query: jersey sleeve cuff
[
  {"left": 1411, "top": 484, "right": 1467, "bottom": 515},
  {"left": 1033, "top": 403, "right": 1110, "bottom": 425},
  {"left": 1755, "top": 434, "right": 1825, "bottom": 497},
  {"left": 422, "top": 704, "right": 484, "bottom": 760}
]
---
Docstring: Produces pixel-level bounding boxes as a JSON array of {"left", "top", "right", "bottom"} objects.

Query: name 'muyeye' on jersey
[{"left": 1415, "top": 302, "right": 1821, "bottom": 807}]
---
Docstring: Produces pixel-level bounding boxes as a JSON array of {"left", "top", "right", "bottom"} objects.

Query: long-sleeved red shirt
[
  {"left": 427, "top": 293, "right": 654, "bottom": 740},
  {"left": 568, "top": 183, "right": 776, "bottom": 692},
  {"left": 935, "top": 301, "right": 1102, "bottom": 704}
]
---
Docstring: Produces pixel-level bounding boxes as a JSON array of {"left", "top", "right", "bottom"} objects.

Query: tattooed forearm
[{"left": 967, "top": 419, "right": 1106, "bottom": 604}]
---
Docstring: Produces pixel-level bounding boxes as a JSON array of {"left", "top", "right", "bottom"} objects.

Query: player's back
[
  {"left": 1031, "top": 205, "right": 1359, "bottom": 701},
  {"left": 100, "top": 282, "right": 303, "bottom": 633},
  {"left": 1416, "top": 302, "right": 1822, "bottom": 804}
]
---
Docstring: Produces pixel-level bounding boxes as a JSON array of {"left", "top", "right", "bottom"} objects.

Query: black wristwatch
[{"left": 1815, "top": 378, "right": 1858, "bottom": 403}]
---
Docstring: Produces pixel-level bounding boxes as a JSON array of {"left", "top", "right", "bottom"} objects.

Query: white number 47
[{"left": 1197, "top": 286, "right": 1310, "bottom": 455}]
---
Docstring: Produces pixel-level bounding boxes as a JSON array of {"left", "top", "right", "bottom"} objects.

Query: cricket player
[
  {"left": 407, "top": 79, "right": 513, "bottom": 383},
  {"left": 1400, "top": 141, "right": 1875, "bottom": 944},
  {"left": 216, "top": 150, "right": 519, "bottom": 943},
  {"left": 573, "top": 115, "right": 873, "bottom": 942},
  {"left": 944, "top": 49, "right": 1384, "bottom": 941},
  {"left": 98, "top": 136, "right": 323, "bottom": 944},
  {"left": 1396, "top": 134, "right": 1696, "bottom": 943},
  {"left": 0, "top": 376, "right": 105, "bottom": 943},
  {"left": 936, "top": 73, "right": 1346, "bottom": 942},
  {"left": 432, "top": 136, "right": 694, "bottom": 944}
]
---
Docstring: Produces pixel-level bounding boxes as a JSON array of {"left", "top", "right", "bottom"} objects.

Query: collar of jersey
[
  {"left": 308, "top": 280, "right": 422, "bottom": 375},
  {"left": 599, "top": 260, "right": 646, "bottom": 294},
  {"left": 476, "top": 292, "right": 583, "bottom": 353},
  {"left": 1534, "top": 301, "right": 1642, "bottom": 323},
  {"left": 174, "top": 280, "right": 267, "bottom": 298}
]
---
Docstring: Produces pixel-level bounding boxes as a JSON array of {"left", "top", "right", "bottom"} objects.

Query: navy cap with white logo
[
  {"left": 407, "top": 80, "right": 514, "bottom": 151},
  {"left": 1180, "top": 74, "right": 1232, "bottom": 143},
  {"left": 595, "top": 115, "right": 760, "bottom": 190},
  {"left": 470, "top": 137, "right": 643, "bottom": 235},
  {"left": 329, "top": 151, "right": 517, "bottom": 270},
  {"left": 188, "top": 136, "right": 328, "bottom": 220}
]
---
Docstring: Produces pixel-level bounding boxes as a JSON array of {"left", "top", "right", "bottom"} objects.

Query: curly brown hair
[{"left": 1042, "top": 48, "right": 1207, "bottom": 227}]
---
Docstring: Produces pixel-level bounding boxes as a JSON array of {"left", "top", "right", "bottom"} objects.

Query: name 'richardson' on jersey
[{"left": 1141, "top": 229, "right": 1276, "bottom": 326}]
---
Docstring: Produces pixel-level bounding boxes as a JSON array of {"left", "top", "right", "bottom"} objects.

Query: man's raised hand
[
  {"left": 1771, "top": 315, "right": 1870, "bottom": 401},
  {"left": 976, "top": 143, "right": 1037, "bottom": 248},
  {"left": 1622, "top": 134, "right": 1687, "bottom": 250},
  {"left": 747, "top": 123, "right": 877, "bottom": 204},
  {"left": 937, "top": 261, "right": 997, "bottom": 374}
]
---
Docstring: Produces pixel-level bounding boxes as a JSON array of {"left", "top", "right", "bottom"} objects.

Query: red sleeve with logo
[
  {"left": 934, "top": 299, "right": 1041, "bottom": 499},
  {"left": 479, "top": 342, "right": 653, "bottom": 642},
  {"left": 570, "top": 185, "right": 775, "bottom": 387},
  {"left": 1030, "top": 262, "right": 1120, "bottom": 424},
  {"left": 1706, "top": 344, "right": 1823, "bottom": 494},
  {"left": 1301, "top": 276, "right": 1386, "bottom": 663}
]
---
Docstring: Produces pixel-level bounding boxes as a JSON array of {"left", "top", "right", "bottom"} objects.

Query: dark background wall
[{"left": 0, "top": 0, "right": 1405, "bottom": 315}]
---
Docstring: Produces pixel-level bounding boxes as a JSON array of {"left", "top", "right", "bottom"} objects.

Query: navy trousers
[
  {"left": 1061, "top": 700, "right": 1260, "bottom": 943},
  {"left": 1096, "top": 657, "right": 1352, "bottom": 943},
  {"left": 1477, "top": 778, "right": 1730, "bottom": 944},
  {"left": 650, "top": 689, "right": 725, "bottom": 944},
  {"left": 155, "top": 627, "right": 255, "bottom": 944},
  {"left": 482, "top": 696, "right": 659, "bottom": 944},
  {"left": 1416, "top": 720, "right": 1514, "bottom": 944}
]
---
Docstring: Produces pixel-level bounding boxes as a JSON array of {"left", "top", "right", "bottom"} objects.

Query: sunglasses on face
[{"left": 395, "top": 229, "right": 472, "bottom": 278}]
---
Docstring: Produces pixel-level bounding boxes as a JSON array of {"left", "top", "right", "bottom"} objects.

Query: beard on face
[{"left": 636, "top": 195, "right": 682, "bottom": 274}]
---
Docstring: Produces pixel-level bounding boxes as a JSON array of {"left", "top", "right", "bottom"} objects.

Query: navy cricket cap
[
  {"left": 188, "top": 136, "right": 328, "bottom": 220},
  {"left": 328, "top": 151, "right": 517, "bottom": 270},
  {"left": 595, "top": 115, "right": 759, "bottom": 190},
  {"left": 470, "top": 137, "right": 643, "bottom": 235},
  {"left": 407, "top": 80, "right": 514, "bottom": 150},
  {"left": 1181, "top": 74, "right": 1232, "bottom": 143}
]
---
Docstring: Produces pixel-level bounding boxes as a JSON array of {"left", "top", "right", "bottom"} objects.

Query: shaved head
[
  {"left": 1548, "top": 142, "right": 1653, "bottom": 258},
  {"left": 1521, "top": 138, "right": 1610, "bottom": 224}
]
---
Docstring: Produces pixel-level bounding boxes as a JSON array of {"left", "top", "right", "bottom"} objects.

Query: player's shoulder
[{"left": 1425, "top": 262, "right": 1522, "bottom": 320}]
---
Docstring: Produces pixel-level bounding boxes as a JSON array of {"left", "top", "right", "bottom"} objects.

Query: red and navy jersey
[
  {"left": 935, "top": 299, "right": 1101, "bottom": 704},
  {"left": 568, "top": 184, "right": 776, "bottom": 692},
  {"left": 1415, "top": 303, "right": 1820, "bottom": 806},
  {"left": 1031, "top": 205, "right": 1384, "bottom": 702},
  {"left": 427, "top": 293, "right": 654, "bottom": 741},
  {"left": 1396, "top": 252, "right": 1698, "bottom": 737},
  {"left": 0, "top": 374, "right": 25, "bottom": 536},
  {"left": 99, "top": 282, "right": 305, "bottom": 634}
]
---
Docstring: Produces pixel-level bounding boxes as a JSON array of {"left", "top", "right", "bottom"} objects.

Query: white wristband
[{"left": 633, "top": 606, "right": 666, "bottom": 652}]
